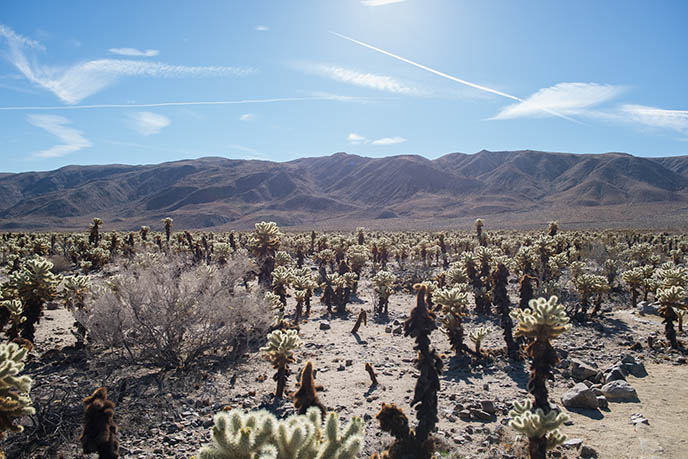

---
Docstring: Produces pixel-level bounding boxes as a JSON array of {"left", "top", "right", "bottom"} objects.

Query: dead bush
[{"left": 77, "top": 252, "right": 270, "bottom": 368}]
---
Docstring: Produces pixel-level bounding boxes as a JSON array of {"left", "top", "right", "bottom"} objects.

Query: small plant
[
  {"left": 80, "top": 387, "right": 119, "bottom": 459},
  {"left": 261, "top": 329, "right": 301, "bottom": 398},
  {"left": 0, "top": 341, "right": 35, "bottom": 453},
  {"left": 509, "top": 399, "right": 567, "bottom": 459},
  {"left": 468, "top": 326, "right": 489, "bottom": 355},
  {"left": 197, "top": 407, "right": 364, "bottom": 459}
]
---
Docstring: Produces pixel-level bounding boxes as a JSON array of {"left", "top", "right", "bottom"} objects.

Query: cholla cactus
[
  {"left": 249, "top": 222, "right": 282, "bottom": 288},
  {"left": 547, "top": 221, "right": 559, "bottom": 237},
  {"left": 373, "top": 271, "right": 396, "bottom": 315},
  {"left": 80, "top": 387, "right": 119, "bottom": 459},
  {"left": 469, "top": 326, "right": 489, "bottom": 355},
  {"left": 510, "top": 297, "right": 570, "bottom": 459},
  {"left": 572, "top": 273, "right": 607, "bottom": 319},
  {"left": 274, "top": 251, "right": 292, "bottom": 268},
  {"left": 261, "top": 330, "right": 301, "bottom": 398},
  {"left": 198, "top": 407, "right": 364, "bottom": 459},
  {"left": 61, "top": 275, "right": 90, "bottom": 347},
  {"left": 0, "top": 342, "right": 35, "bottom": 445},
  {"left": 7, "top": 257, "right": 61, "bottom": 342},
  {"left": 272, "top": 266, "right": 295, "bottom": 306},
  {"left": 509, "top": 399, "right": 568, "bottom": 457},
  {"left": 0, "top": 300, "right": 24, "bottom": 336},
  {"left": 89, "top": 217, "right": 103, "bottom": 246},
  {"left": 433, "top": 287, "right": 470, "bottom": 355},
  {"left": 161, "top": 217, "right": 173, "bottom": 243},
  {"left": 656, "top": 286, "right": 686, "bottom": 349},
  {"left": 656, "top": 266, "right": 688, "bottom": 289},
  {"left": 622, "top": 267, "right": 644, "bottom": 307}
]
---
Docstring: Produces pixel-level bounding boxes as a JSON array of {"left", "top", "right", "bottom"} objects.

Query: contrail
[
  {"left": 330, "top": 31, "right": 578, "bottom": 122},
  {"left": 0, "top": 95, "right": 373, "bottom": 111}
]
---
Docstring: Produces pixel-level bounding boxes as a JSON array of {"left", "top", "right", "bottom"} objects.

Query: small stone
[
  {"left": 604, "top": 366, "right": 626, "bottom": 383},
  {"left": 385, "top": 325, "right": 392, "bottom": 333},
  {"left": 596, "top": 396, "right": 608, "bottom": 410},
  {"left": 480, "top": 400, "right": 497, "bottom": 414},
  {"left": 563, "top": 438, "right": 584, "bottom": 448},
  {"left": 630, "top": 413, "right": 649, "bottom": 425},
  {"left": 470, "top": 409, "right": 493, "bottom": 420},
  {"left": 580, "top": 445, "right": 598, "bottom": 458},
  {"left": 319, "top": 321, "right": 331, "bottom": 330}
]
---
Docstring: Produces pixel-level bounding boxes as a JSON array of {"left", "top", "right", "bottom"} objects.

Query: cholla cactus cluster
[
  {"left": 372, "top": 271, "right": 396, "bottom": 315},
  {"left": 198, "top": 407, "right": 363, "bottom": 459},
  {"left": 433, "top": 287, "right": 470, "bottom": 355},
  {"left": 468, "top": 326, "right": 489, "bottom": 355},
  {"left": 0, "top": 342, "right": 35, "bottom": 441},
  {"left": 249, "top": 221, "right": 282, "bottom": 288},
  {"left": 511, "top": 296, "right": 571, "bottom": 340}
]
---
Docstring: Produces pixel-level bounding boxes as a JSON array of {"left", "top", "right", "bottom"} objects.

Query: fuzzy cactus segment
[
  {"left": 510, "top": 296, "right": 571, "bottom": 340},
  {"left": 509, "top": 399, "right": 568, "bottom": 448},
  {"left": 198, "top": 407, "right": 363, "bottom": 459},
  {"left": 0, "top": 342, "right": 35, "bottom": 437}
]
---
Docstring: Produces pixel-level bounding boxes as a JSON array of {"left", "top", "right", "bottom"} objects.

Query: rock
[
  {"left": 561, "top": 383, "right": 599, "bottom": 410},
  {"left": 393, "top": 326, "right": 403, "bottom": 335},
  {"left": 637, "top": 301, "right": 658, "bottom": 315},
  {"left": 601, "top": 380, "right": 639, "bottom": 402},
  {"left": 619, "top": 354, "right": 648, "bottom": 377},
  {"left": 596, "top": 396, "right": 608, "bottom": 410},
  {"left": 563, "top": 438, "right": 584, "bottom": 448},
  {"left": 46, "top": 301, "right": 60, "bottom": 310},
  {"left": 570, "top": 359, "right": 598, "bottom": 381},
  {"left": 384, "top": 325, "right": 392, "bottom": 333},
  {"left": 580, "top": 445, "right": 598, "bottom": 458},
  {"left": 470, "top": 408, "right": 493, "bottom": 421},
  {"left": 630, "top": 413, "right": 649, "bottom": 425},
  {"left": 480, "top": 400, "right": 497, "bottom": 414},
  {"left": 604, "top": 366, "right": 626, "bottom": 383},
  {"left": 319, "top": 321, "right": 331, "bottom": 330}
]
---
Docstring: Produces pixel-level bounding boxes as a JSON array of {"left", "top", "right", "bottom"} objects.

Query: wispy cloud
[
  {"left": 27, "top": 114, "right": 91, "bottom": 158},
  {"left": 255, "top": 25, "right": 269, "bottom": 32},
  {"left": 239, "top": 113, "right": 255, "bottom": 121},
  {"left": 348, "top": 132, "right": 366, "bottom": 144},
  {"left": 361, "top": 0, "right": 407, "bottom": 6},
  {"left": 0, "top": 24, "right": 254, "bottom": 104},
  {"left": 618, "top": 105, "right": 688, "bottom": 133},
  {"left": 492, "top": 83, "right": 625, "bottom": 120},
  {"left": 301, "top": 63, "right": 424, "bottom": 95},
  {"left": 109, "top": 47, "right": 160, "bottom": 57},
  {"left": 0, "top": 95, "right": 378, "bottom": 111},
  {"left": 372, "top": 136, "right": 406, "bottom": 145},
  {"left": 130, "top": 111, "right": 170, "bottom": 135}
]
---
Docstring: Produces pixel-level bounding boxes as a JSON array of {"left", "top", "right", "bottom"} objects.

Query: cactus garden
[{"left": 0, "top": 222, "right": 687, "bottom": 458}]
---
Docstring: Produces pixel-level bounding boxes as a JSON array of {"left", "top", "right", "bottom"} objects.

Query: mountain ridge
[{"left": 1, "top": 150, "right": 687, "bottom": 231}]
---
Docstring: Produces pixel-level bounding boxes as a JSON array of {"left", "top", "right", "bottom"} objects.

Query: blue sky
[{"left": 1, "top": 0, "right": 687, "bottom": 172}]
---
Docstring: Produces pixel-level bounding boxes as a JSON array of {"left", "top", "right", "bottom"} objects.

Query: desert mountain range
[{"left": 2, "top": 150, "right": 688, "bottom": 231}]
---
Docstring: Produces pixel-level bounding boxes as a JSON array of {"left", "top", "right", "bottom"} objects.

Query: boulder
[
  {"left": 619, "top": 354, "right": 648, "bottom": 377},
  {"left": 561, "top": 383, "right": 599, "bottom": 410},
  {"left": 604, "top": 365, "right": 626, "bottom": 383},
  {"left": 601, "top": 380, "right": 639, "bottom": 402}
]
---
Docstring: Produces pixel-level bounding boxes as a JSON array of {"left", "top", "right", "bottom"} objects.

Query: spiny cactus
[
  {"left": 469, "top": 326, "right": 489, "bottom": 355},
  {"left": 89, "top": 217, "right": 103, "bottom": 246},
  {"left": 0, "top": 300, "right": 24, "bottom": 336},
  {"left": 293, "top": 361, "right": 325, "bottom": 415},
  {"left": 198, "top": 407, "right": 364, "bottom": 459},
  {"left": 402, "top": 284, "right": 443, "bottom": 453},
  {"left": 373, "top": 271, "right": 396, "bottom": 315},
  {"left": 80, "top": 387, "right": 119, "bottom": 459},
  {"left": 161, "top": 217, "right": 173, "bottom": 244},
  {"left": 249, "top": 222, "right": 282, "bottom": 289},
  {"left": 61, "top": 274, "right": 90, "bottom": 347},
  {"left": 7, "top": 257, "right": 61, "bottom": 342},
  {"left": 509, "top": 399, "right": 568, "bottom": 457},
  {"left": 261, "top": 329, "right": 301, "bottom": 398},
  {"left": 432, "top": 287, "right": 470, "bottom": 355},
  {"left": 0, "top": 342, "right": 35, "bottom": 448},
  {"left": 622, "top": 267, "right": 644, "bottom": 307},
  {"left": 510, "top": 296, "right": 570, "bottom": 459},
  {"left": 572, "top": 273, "right": 607, "bottom": 319},
  {"left": 272, "top": 266, "right": 295, "bottom": 307},
  {"left": 491, "top": 261, "right": 519, "bottom": 359},
  {"left": 656, "top": 286, "right": 686, "bottom": 349}
]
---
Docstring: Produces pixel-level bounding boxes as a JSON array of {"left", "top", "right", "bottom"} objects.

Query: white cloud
[
  {"left": 303, "top": 64, "right": 422, "bottom": 95},
  {"left": 27, "top": 114, "right": 91, "bottom": 158},
  {"left": 109, "top": 47, "right": 160, "bottom": 57},
  {"left": 372, "top": 136, "right": 407, "bottom": 145},
  {"left": 239, "top": 113, "right": 255, "bottom": 121},
  {"left": 130, "top": 111, "right": 170, "bottom": 135},
  {"left": 255, "top": 25, "right": 269, "bottom": 31},
  {"left": 618, "top": 105, "right": 688, "bottom": 133},
  {"left": 347, "top": 132, "right": 366, "bottom": 144},
  {"left": 0, "top": 24, "right": 255, "bottom": 104},
  {"left": 492, "top": 82, "right": 624, "bottom": 120},
  {"left": 361, "top": 0, "right": 407, "bottom": 6}
]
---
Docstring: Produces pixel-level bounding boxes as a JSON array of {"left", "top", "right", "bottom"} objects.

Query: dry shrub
[{"left": 77, "top": 252, "right": 271, "bottom": 368}]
